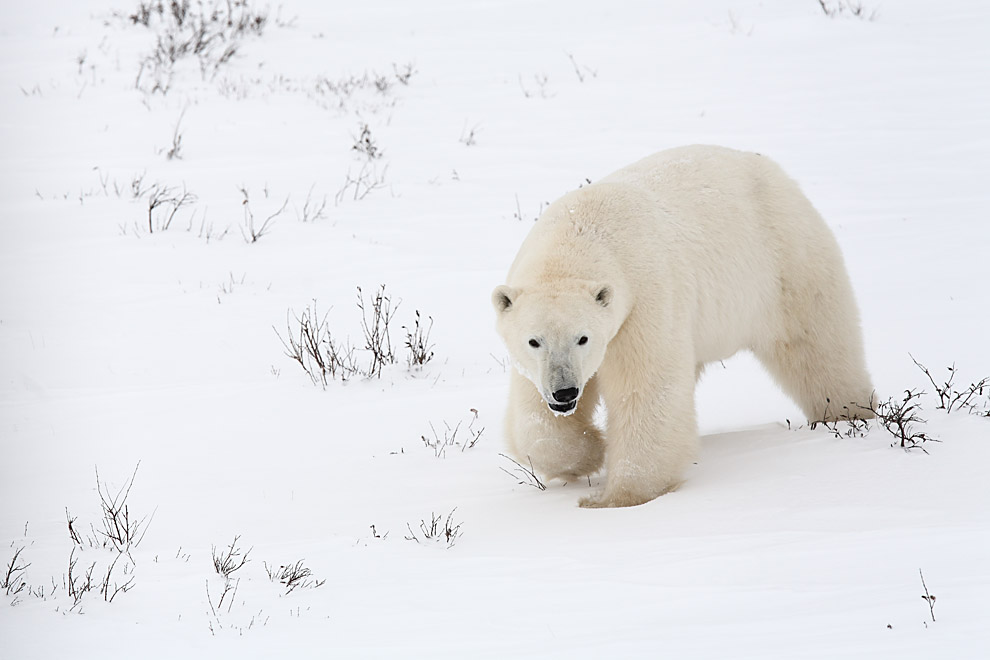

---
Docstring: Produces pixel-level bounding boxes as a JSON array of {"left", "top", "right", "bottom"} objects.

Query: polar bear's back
[
  {"left": 600, "top": 144, "right": 848, "bottom": 359},
  {"left": 597, "top": 144, "right": 843, "bottom": 274},
  {"left": 600, "top": 145, "right": 820, "bottom": 242},
  {"left": 510, "top": 144, "right": 849, "bottom": 361}
]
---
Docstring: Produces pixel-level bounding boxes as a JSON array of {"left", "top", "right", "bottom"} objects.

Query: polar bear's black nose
[{"left": 553, "top": 387, "right": 579, "bottom": 403}]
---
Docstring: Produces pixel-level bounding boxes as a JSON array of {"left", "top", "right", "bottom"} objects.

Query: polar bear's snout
[
  {"left": 545, "top": 361, "right": 581, "bottom": 414},
  {"left": 548, "top": 386, "right": 579, "bottom": 414}
]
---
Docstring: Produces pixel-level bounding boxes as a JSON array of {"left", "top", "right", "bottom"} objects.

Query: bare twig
[
  {"left": 919, "top": 569, "right": 936, "bottom": 622},
  {"left": 499, "top": 453, "right": 547, "bottom": 491},
  {"left": 2, "top": 547, "right": 30, "bottom": 596},
  {"left": 459, "top": 121, "right": 480, "bottom": 146},
  {"left": 422, "top": 416, "right": 483, "bottom": 457},
  {"left": 146, "top": 184, "right": 174, "bottom": 233},
  {"left": 296, "top": 184, "right": 328, "bottom": 222},
  {"left": 239, "top": 187, "right": 288, "bottom": 243},
  {"left": 98, "top": 551, "right": 134, "bottom": 602},
  {"left": 163, "top": 185, "right": 196, "bottom": 230},
  {"left": 165, "top": 108, "right": 186, "bottom": 160},
  {"left": 66, "top": 547, "right": 96, "bottom": 606},
  {"left": 565, "top": 52, "right": 597, "bottom": 82},
  {"left": 66, "top": 508, "right": 82, "bottom": 546},
  {"left": 334, "top": 161, "right": 388, "bottom": 204}
]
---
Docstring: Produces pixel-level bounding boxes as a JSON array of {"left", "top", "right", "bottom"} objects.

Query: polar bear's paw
[
  {"left": 526, "top": 430, "right": 604, "bottom": 483},
  {"left": 578, "top": 490, "right": 649, "bottom": 509},
  {"left": 578, "top": 478, "right": 682, "bottom": 508}
]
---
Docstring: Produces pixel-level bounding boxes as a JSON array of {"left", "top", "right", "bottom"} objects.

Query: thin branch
[
  {"left": 919, "top": 568, "right": 936, "bottom": 622},
  {"left": 499, "top": 453, "right": 547, "bottom": 491}
]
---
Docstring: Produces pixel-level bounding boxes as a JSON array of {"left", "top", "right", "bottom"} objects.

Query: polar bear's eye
[
  {"left": 578, "top": 336, "right": 589, "bottom": 346},
  {"left": 528, "top": 339, "right": 541, "bottom": 348}
]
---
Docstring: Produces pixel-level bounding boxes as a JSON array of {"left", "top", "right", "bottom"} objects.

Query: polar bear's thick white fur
[{"left": 492, "top": 145, "right": 875, "bottom": 508}]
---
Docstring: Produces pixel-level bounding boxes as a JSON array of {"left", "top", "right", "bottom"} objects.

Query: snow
[{"left": 2, "top": 0, "right": 989, "bottom": 657}]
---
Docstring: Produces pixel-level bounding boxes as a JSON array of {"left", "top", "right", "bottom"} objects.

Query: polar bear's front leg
[
  {"left": 581, "top": 353, "right": 698, "bottom": 508},
  {"left": 503, "top": 369, "right": 604, "bottom": 482}
]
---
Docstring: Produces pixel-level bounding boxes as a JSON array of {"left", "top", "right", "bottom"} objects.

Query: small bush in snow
[
  {"left": 335, "top": 161, "right": 389, "bottom": 204},
  {"left": 264, "top": 560, "right": 325, "bottom": 594},
  {"left": 421, "top": 411, "right": 484, "bottom": 457},
  {"left": 95, "top": 463, "right": 153, "bottom": 555},
  {"left": 865, "top": 389, "right": 937, "bottom": 452},
  {"left": 275, "top": 301, "right": 359, "bottom": 386},
  {"left": 145, "top": 182, "right": 196, "bottom": 233},
  {"left": 392, "top": 62, "right": 417, "bottom": 85},
  {"left": 809, "top": 397, "right": 872, "bottom": 438},
  {"left": 212, "top": 535, "right": 251, "bottom": 578},
  {"left": 360, "top": 285, "right": 437, "bottom": 375},
  {"left": 403, "top": 310, "right": 434, "bottom": 368},
  {"left": 816, "top": 0, "right": 878, "bottom": 21},
  {"left": 357, "top": 284, "right": 398, "bottom": 378},
  {"left": 404, "top": 510, "right": 462, "bottom": 548},
  {"left": 800, "top": 356, "right": 988, "bottom": 448},
  {"left": 65, "top": 548, "right": 96, "bottom": 606},
  {"left": 305, "top": 64, "right": 416, "bottom": 113},
  {"left": 63, "top": 545, "right": 135, "bottom": 609},
  {"left": 124, "top": 0, "right": 272, "bottom": 95},
  {"left": 12, "top": 465, "right": 151, "bottom": 610},
  {"left": 351, "top": 123, "right": 383, "bottom": 160},
  {"left": 207, "top": 536, "right": 251, "bottom": 624},
  {"left": 277, "top": 287, "right": 436, "bottom": 385},
  {"left": 911, "top": 355, "right": 990, "bottom": 416},
  {"left": 802, "top": 390, "right": 936, "bottom": 452}
]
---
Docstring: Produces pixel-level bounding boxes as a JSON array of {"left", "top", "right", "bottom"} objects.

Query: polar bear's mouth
[{"left": 548, "top": 401, "right": 577, "bottom": 415}]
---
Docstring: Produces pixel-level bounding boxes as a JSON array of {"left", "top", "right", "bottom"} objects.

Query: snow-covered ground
[{"left": 2, "top": 1, "right": 988, "bottom": 657}]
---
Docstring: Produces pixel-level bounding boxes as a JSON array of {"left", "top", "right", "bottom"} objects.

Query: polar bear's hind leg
[{"left": 753, "top": 273, "right": 875, "bottom": 423}]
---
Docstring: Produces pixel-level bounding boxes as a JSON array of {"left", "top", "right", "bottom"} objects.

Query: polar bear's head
[{"left": 492, "top": 281, "right": 615, "bottom": 416}]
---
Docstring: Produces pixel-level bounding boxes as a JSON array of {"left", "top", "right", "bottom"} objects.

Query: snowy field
[{"left": 2, "top": 0, "right": 989, "bottom": 657}]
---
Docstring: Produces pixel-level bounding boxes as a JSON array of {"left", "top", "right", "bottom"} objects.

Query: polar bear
[{"left": 492, "top": 145, "right": 875, "bottom": 508}]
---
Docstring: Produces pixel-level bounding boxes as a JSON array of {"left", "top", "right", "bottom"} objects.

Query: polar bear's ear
[
  {"left": 492, "top": 285, "right": 517, "bottom": 313},
  {"left": 594, "top": 285, "right": 613, "bottom": 308}
]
